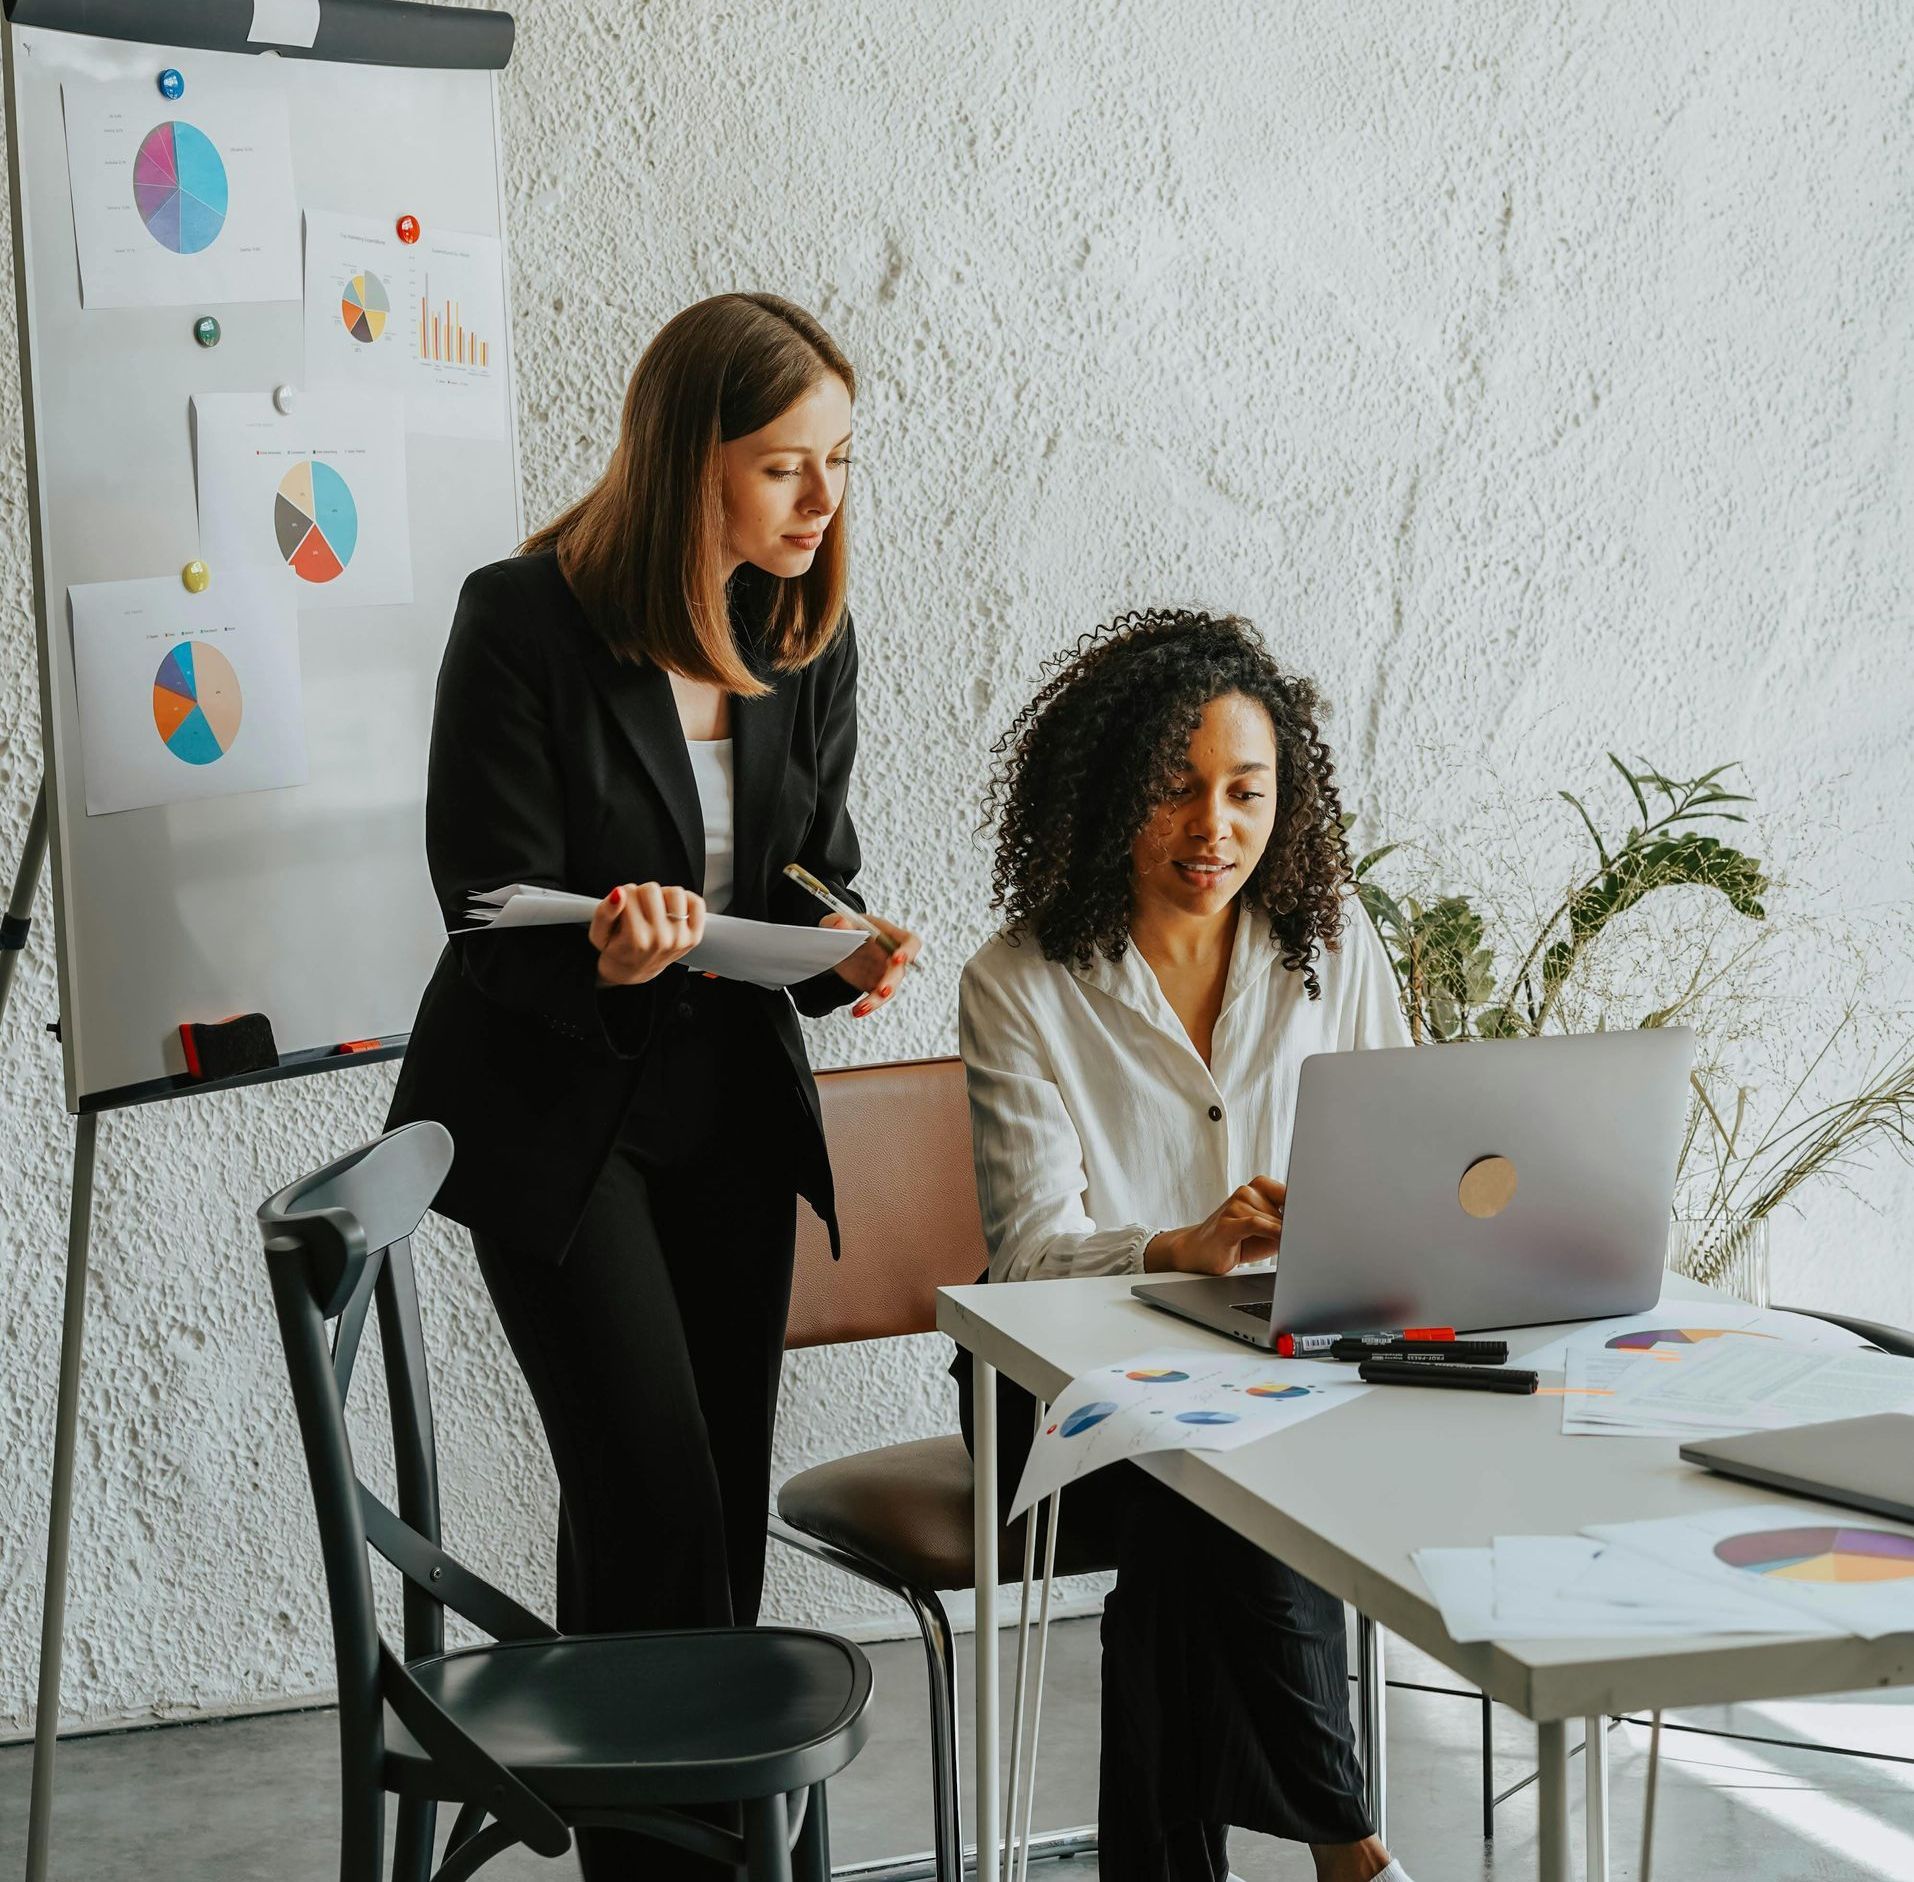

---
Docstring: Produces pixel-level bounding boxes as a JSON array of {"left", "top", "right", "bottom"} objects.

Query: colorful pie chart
[
  {"left": 133, "top": 121, "right": 228, "bottom": 255},
  {"left": 1056, "top": 1402, "right": 1117, "bottom": 1438},
  {"left": 1246, "top": 1383, "right": 1312, "bottom": 1401},
  {"left": 1606, "top": 1327, "right": 1775, "bottom": 1351},
  {"left": 341, "top": 271, "right": 389, "bottom": 343},
  {"left": 152, "top": 641, "right": 242, "bottom": 765},
  {"left": 1175, "top": 1410, "right": 1239, "bottom": 1426},
  {"left": 1125, "top": 1368, "right": 1190, "bottom": 1383},
  {"left": 275, "top": 459, "right": 358, "bottom": 583},
  {"left": 1715, "top": 1525, "right": 1914, "bottom": 1583}
]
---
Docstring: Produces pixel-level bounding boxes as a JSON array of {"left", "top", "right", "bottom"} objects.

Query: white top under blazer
[
  {"left": 685, "top": 737, "right": 735, "bottom": 915},
  {"left": 957, "top": 900, "right": 1413, "bottom": 1285}
]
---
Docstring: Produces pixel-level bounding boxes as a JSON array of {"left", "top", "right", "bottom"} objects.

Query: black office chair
[{"left": 259, "top": 1120, "right": 872, "bottom": 1882}]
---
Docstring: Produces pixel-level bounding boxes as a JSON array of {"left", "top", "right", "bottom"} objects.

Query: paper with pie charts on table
[
  {"left": 1412, "top": 1532, "right": 1837, "bottom": 1644},
  {"left": 462, "top": 886, "right": 865, "bottom": 990},
  {"left": 1563, "top": 1336, "right": 1914, "bottom": 1440},
  {"left": 1587, "top": 1502, "right": 1914, "bottom": 1641},
  {"left": 1008, "top": 1349, "right": 1368, "bottom": 1520},
  {"left": 1511, "top": 1299, "right": 1874, "bottom": 1377}
]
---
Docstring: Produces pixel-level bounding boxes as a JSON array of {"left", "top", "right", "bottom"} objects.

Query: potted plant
[{"left": 1355, "top": 758, "right": 1913, "bottom": 1302}]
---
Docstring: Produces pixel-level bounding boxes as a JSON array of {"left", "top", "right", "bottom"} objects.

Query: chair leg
[
  {"left": 1481, "top": 1690, "right": 1495, "bottom": 1841},
  {"left": 793, "top": 1783, "right": 830, "bottom": 1882},
  {"left": 391, "top": 1796, "right": 436, "bottom": 1882},
  {"left": 745, "top": 1791, "right": 795, "bottom": 1882},
  {"left": 900, "top": 1585, "right": 965, "bottom": 1882},
  {"left": 1356, "top": 1614, "right": 1387, "bottom": 1847}
]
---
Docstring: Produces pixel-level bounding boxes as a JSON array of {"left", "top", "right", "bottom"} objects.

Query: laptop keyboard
[{"left": 1231, "top": 1295, "right": 1278, "bottom": 1322}]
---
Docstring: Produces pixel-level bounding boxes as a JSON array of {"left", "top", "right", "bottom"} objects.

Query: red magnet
[{"left": 396, "top": 214, "right": 421, "bottom": 244}]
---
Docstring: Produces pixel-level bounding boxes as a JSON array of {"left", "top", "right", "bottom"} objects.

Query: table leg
[
  {"left": 1536, "top": 1720, "right": 1569, "bottom": 1882},
  {"left": 1356, "top": 1613, "right": 1387, "bottom": 1847},
  {"left": 1584, "top": 1716, "right": 1609, "bottom": 1882},
  {"left": 974, "top": 1358, "right": 1000, "bottom": 1882}
]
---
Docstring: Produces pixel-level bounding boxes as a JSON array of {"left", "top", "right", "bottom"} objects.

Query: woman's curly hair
[{"left": 980, "top": 609, "right": 1353, "bottom": 999}]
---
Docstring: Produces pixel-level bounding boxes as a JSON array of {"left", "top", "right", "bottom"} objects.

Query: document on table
[
  {"left": 1008, "top": 1349, "right": 1367, "bottom": 1520},
  {"left": 462, "top": 885, "right": 865, "bottom": 989},
  {"left": 1574, "top": 1338, "right": 1914, "bottom": 1439},
  {"left": 1587, "top": 1501, "right": 1914, "bottom": 1642},
  {"left": 1513, "top": 1300, "right": 1876, "bottom": 1375},
  {"left": 1413, "top": 1533, "right": 1831, "bottom": 1643}
]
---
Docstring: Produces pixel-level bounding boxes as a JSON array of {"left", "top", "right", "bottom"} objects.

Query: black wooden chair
[{"left": 259, "top": 1120, "right": 872, "bottom": 1882}]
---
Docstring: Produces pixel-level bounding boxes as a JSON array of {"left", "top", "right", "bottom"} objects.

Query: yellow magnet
[{"left": 181, "top": 560, "right": 211, "bottom": 594}]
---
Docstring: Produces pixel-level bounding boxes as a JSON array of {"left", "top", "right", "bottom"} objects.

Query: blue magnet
[{"left": 158, "top": 69, "right": 185, "bottom": 100}]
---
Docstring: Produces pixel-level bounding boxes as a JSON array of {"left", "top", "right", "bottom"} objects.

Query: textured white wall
[{"left": 3, "top": 0, "right": 1911, "bottom": 1730}]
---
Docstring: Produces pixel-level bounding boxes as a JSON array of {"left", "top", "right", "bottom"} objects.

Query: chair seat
[
  {"left": 385, "top": 1627, "right": 871, "bottom": 1809},
  {"left": 777, "top": 1434, "right": 1119, "bottom": 1592}
]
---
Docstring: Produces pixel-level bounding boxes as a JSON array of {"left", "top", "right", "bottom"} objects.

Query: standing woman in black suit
[{"left": 388, "top": 294, "right": 919, "bottom": 1878}]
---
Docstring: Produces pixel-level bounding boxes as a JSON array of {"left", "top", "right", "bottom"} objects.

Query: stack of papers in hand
[
  {"left": 1413, "top": 1531, "right": 1836, "bottom": 1643},
  {"left": 1561, "top": 1328, "right": 1914, "bottom": 1439},
  {"left": 460, "top": 884, "right": 865, "bottom": 990}
]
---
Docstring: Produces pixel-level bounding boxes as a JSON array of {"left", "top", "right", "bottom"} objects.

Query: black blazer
[{"left": 386, "top": 550, "right": 863, "bottom": 1258}]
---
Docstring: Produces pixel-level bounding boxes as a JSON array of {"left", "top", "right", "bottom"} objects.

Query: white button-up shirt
[{"left": 958, "top": 902, "right": 1413, "bottom": 1284}]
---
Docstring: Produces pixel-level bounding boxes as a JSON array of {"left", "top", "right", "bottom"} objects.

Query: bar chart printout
[
  {"left": 302, "top": 211, "right": 507, "bottom": 440},
  {"left": 419, "top": 275, "right": 492, "bottom": 368}
]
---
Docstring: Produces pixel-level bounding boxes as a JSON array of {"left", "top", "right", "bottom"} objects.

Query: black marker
[{"left": 1357, "top": 1360, "right": 1538, "bottom": 1395}]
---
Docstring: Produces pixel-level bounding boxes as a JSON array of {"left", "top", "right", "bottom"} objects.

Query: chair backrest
[
  {"left": 258, "top": 1121, "right": 568, "bottom": 1866},
  {"left": 786, "top": 1057, "right": 990, "bottom": 1348}
]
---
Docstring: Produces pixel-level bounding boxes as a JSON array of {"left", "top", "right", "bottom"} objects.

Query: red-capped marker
[
  {"left": 1276, "top": 1326, "right": 1457, "bottom": 1357},
  {"left": 396, "top": 214, "right": 421, "bottom": 244}
]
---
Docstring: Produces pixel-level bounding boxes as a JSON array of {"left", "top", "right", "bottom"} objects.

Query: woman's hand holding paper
[{"left": 590, "top": 881, "right": 707, "bottom": 986}]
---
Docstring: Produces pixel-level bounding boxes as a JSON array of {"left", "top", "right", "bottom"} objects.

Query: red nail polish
[
  {"left": 890, "top": 951, "right": 906, "bottom": 965},
  {"left": 878, "top": 985, "right": 893, "bottom": 998},
  {"left": 608, "top": 887, "right": 622, "bottom": 908}
]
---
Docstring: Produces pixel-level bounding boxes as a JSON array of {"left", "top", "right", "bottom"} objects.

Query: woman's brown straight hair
[{"left": 522, "top": 293, "right": 856, "bottom": 695}]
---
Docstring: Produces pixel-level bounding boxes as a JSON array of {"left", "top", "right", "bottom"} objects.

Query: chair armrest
[{"left": 1770, "top": 1303, "right": 1914, "bottom": 1358}]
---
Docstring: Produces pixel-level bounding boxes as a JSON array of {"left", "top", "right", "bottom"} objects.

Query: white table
[{"left": 936, "top": 1273, "right": 1914, "bottom": 1882}]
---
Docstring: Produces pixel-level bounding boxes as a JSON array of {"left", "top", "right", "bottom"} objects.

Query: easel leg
[
  {"left": 0, "top": 778, "right": 48, "bottom": 1023},
  {"left": 24, "top": 1110, "right": 99, "bottom": 1882}
]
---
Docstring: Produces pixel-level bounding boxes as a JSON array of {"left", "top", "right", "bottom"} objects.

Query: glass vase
[{"left": 1668, "top": 1215, "right": 1770, "bottom": 1306}]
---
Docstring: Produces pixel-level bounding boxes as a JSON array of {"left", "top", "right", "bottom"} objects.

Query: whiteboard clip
[{"left": 272, "top": 384, "right": 299, "bottom": 416}]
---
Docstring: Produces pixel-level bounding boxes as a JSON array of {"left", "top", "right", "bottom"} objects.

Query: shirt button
[
  {"left": 1207, "top": 1104, "right": 1223, "bottom": 1122},
  {"left": 675, "top": 1000, "right": 696, "bottom": 1023}
]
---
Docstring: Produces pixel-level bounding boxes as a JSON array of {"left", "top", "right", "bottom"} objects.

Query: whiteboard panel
[{"left": 6, "top": 19, "right": 522, "bottom": 1107}]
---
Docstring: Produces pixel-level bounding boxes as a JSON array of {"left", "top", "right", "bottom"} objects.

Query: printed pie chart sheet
[
  {"left": 194, "top": 393, "right": 413, "bottom": 610},
  {"left": 68, "top": 569, "right": 306, "bottom": 815},
  {"left": 1588, "top": 1502, "right": 1914, "bottom": 1641},
  {"left": 1009, "top": 1349, "right": 1367, "bottom": 1520},
  {"left": 62, "top": 77, "right": 299, "bottom": 309}
]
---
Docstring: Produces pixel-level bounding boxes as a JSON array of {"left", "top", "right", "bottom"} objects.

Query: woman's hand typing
[
  {"left": 589, "top": 882, "right": 706, "bottom": 986},
  {"left": 1144, "top": 1176, "right": 1287, "bottom": 1274}
]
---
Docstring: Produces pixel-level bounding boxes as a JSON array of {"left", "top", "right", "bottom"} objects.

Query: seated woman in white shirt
[{"left": 956, "top": 609, "right": 1415, "bottom": 1882}]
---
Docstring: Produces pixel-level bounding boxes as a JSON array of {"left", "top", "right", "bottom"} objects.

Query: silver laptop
[
  {"left": 1681, "top": 1414, "right": 1914, "bottom": 1524},
  {"left": 1132, "top": 1028, "right": 1695, "bottom": 1346}
]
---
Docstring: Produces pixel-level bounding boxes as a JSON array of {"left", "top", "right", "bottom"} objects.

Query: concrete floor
[{"left": 4, "top": 1621, "right": 1912, "bottom": 1880}]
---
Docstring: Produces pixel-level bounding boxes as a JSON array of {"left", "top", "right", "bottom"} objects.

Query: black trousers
[
  {"left": 472, "top": 977, "right": 800, "bottom": 1882},
  {"left": 957, "top": 1354, "right": 1373, "bottom": 1882}
]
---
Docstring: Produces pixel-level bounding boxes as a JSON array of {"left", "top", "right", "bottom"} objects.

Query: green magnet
[{"left": 193, "top": 315, "right": 221, "bottom": 348}]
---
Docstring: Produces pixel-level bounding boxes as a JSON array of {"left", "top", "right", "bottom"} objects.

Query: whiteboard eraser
[{"left": 179, "top": 1012, "right": 279, "bottom": 1081}]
